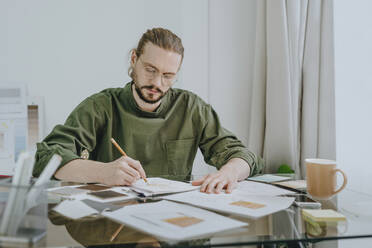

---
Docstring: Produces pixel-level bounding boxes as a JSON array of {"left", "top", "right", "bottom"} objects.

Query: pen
[{"left": 110, "top": 138, "right": 148, "bottom": 183}]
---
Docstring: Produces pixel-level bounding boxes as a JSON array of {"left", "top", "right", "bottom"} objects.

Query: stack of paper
[
  {"left": 0, "top": 83, "right": 28, "bottom": 176},
  {"left": 247, "top": 174, "right": 290, "bottom": 183},
  {"left": 163, "top": 190, "right": 295, "bottom": 219},
  {"left": 236, "top": 180, "right": 296, "bottom": 196},
  {"left": 48, "top": 184, "right": 137, "bottom": 203},
  {"left": 49, "top": 179, "right": 297, "bottom": 226},
  {"left": 129, "top": 177, "right": 199, "bottom": 197},
  {"left": 274, "top": 180, "right": 307, "bottom": 191},
  {"left": 102, "top": 200, "right": 248, "bottom": 241},
  {"left": 53, "top": 200, "right": 99, "bottom": 219}
]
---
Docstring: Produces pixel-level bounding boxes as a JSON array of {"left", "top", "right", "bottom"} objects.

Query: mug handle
[{"left": 333, "top": 169, "right": 348, "bottom": 195}]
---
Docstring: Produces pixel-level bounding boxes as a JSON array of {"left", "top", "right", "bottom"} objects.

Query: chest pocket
[{"left": 166, "top": 138, "right": 197, "bottom": 176}]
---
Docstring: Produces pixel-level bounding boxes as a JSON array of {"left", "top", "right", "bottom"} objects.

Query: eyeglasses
[{"left": 138, "top": 58, "right": 177, "bottom": 85}]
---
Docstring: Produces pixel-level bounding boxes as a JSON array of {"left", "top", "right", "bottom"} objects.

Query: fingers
[
  {"left": 200, "top": 174, "right": 216, "bottom": 193},
  {"left": 198, "top": 173, "right": 237, "bottom": 194},
  {"left": 215, "top": 180, "right": 226, "bottom": 193},
  {"left": 118, "top": 161, "right": 141, "bottom": 179},
  {"left": 106, "top": 169, "right": 137, "bottom": 186},
  {"left": 206, "top": 177, "right": 221, "bottom": 194},
  {"left": 121, "top": 156, "right": 147, "bottom": 179},
  {"left": 109, "top": 156, "right": 146, "bottom": 186},
  {"left": 119, "top": 171, "right": 137, "bottom": 185},
  {"left": 191, "top": 175, "right": 207, "bottom": 186},
  {"left": 226, "top": 181, "right": 237, "bottom": 193}
]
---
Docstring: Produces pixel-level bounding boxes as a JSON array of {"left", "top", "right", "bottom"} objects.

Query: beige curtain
[{"left": 248, "top": 0, "right": 335, "bottom": 179}]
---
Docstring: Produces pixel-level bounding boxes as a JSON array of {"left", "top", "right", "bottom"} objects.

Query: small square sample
[
  {"left": 77, "top": 184, "right": 112, "bottom": 191},
  {"left": 88, "top": 190, "right": 128, "bottom": 199},
  {"left": 163, "top": 216, "right": 204, "bottom": 227},
  {"left": 230, "top": 200, "right": 266, "bottom": 209}
]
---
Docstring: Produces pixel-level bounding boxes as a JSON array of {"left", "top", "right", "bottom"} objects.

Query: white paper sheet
[
  {"left": 0, "top": 83, "right": 28, "bottom": 165},
  {"left": 274, "top": 180, "right": 307, "bottom": 190},
  {"left": 48, "top": 185, "right": 137, "bottom": 203},
  {"left": 247, "top": 174, "right": 291, "bottom": 183},
  {"left": 0, "top": 120, "right": 15, "bottom": 175},
  {"left": 130, "top": 177, "right": 199, "bottom": 196},
  {"left": 102, "top": 200, "right": 247, "bottom": 241},
  {"left": 163, "top": 190, "right": 295, "bottom": 219},
  {"left": 236, "top": 180, "right": 296, "bottom": 196},
  {"left": 53, "top": 200, "right": 98, "bottom": 219}
]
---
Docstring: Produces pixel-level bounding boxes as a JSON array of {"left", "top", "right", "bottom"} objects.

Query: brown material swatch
[
  {"left": 77, "top": 184, "right": 112, "bottom": 191},
  {"left": 230, "top": 201, "right": 265, "bottom": 209},
  {"left": 88, "top": 190, "right": 128, "bottom": 199},
  {"left": 163, "top": 216, "right": 203, "bottom": 227}
]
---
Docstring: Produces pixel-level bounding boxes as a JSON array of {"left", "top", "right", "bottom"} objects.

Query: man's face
[{"left": 131, "top": 43, "right": 182, "bottom": 104}]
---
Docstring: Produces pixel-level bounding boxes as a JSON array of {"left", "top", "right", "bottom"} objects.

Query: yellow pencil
[
  {"left": 109, "top": 224, "right": 124, "bottom": 242},
  {"left": 109, "top": 138, "right": 148, "bottom": 242},
  {"left": 110, "top": 138, "right": 148, "bottom": 183}
]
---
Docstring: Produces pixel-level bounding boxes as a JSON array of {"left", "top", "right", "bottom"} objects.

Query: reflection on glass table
[{"left": 42, "top": 177, "right": 372, "bottom": 248}]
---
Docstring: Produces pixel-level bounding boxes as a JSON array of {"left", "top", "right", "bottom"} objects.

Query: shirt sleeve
[
  {"left": 33, "top": 96, "right": 105, "bottom": 178},
  {"left": 198, "top": 105, "right": 264, "bottom": 176}
]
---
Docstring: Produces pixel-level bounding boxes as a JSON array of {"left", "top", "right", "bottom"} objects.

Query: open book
[{"left": 129, "top": 177, "right": 199, "bottom": 197}]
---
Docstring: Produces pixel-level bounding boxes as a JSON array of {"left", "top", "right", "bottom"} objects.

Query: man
[{"left": 33, "top": 28, "right": 264, "bottom": 193}]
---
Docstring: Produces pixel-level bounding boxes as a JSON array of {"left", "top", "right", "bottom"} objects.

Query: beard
[{"left": 132, "top": 71, "right": 166, "bottom": 104}]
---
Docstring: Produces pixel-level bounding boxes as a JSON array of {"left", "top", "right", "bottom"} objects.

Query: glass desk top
[{"left": 4, "top": 179, "right": 372, "bottom": 248}]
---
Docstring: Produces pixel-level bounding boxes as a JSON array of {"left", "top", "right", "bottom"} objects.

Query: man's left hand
[{"left": 191, "top": 158, "right": 250, "bottom": 194}]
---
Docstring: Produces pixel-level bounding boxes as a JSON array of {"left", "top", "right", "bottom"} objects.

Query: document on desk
[
  {"left": 247, "top": 174, "right": 290, "bottom": 183},
  {"left": 236, "top": 180, "right": 296, "bottom": 196},
  {"left": 129, "top": 177, "right": 199, "bottom": 197},
  {"left": 53, "top": 200, "right": 98, "bottom": 219},
  {"left": 163, "top": 190, "right": 295, "bottom": 219},
  {"left": 274, "top": 180, "right": 307, "bottom": 191},
  {"left": 102, "top": 200, "right": 247, "bottom": 241},
  {"left": 48, "top": 185, "right": 137, "bottom": 203}
]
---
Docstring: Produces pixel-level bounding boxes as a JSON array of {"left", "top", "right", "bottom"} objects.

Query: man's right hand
[
  {"left": 54, "top": 157, "right": 146, "bottom": 186},
  {"left": 99, "top": 156, "right": 147, "bottom": 186}
]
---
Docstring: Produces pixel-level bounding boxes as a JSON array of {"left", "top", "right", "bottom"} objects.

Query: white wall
[
  {"left": 1, "top": 0, "right": 258, "bottom": 176},
  {"left": 1, "top": 0, "right": 257, "bottom": 145},
  {"left": 0, "top": 0, "right": 209, "bottom": 137},
  {"left": 189, "top": 0, "right": 258, "bottom": 175},
  {"left": 209, "top": 0, "right": 257, "bottom": 146},
  {"left": 334, "top": 0, "right": 372, "bottom": 194},
  {"left": 5, "top": 0, "right": 369, "bottom": 191},
  {"left": 3, "top": 0, "right": 368, "bottom": 197}
]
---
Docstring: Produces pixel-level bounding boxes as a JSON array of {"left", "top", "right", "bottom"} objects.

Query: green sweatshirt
[{"left": 33, "top": 82, "right": 264, "bottom": 179}]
